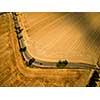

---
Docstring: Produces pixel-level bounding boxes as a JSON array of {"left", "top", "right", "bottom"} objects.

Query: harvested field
[
  {"left": 18, "top": 12, "right": 100, "bottom": 65},
  {"left": 0, "top": 12, "right": 99, "bottom": 86}
]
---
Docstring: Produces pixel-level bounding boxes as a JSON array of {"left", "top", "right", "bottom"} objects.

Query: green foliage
[
  {"left": 56, "top": 60, "right": 68, "bottom": 69},
  {"left": 20, "top": 47, "right": 26, "bottom": 52}
]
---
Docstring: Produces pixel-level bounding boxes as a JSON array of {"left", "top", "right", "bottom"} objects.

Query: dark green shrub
[{"left": 56, "top": 60, "right": 68, "bottom": 69}]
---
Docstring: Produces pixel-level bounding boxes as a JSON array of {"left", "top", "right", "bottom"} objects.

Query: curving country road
[
  {"left": 12, "top": 12, "right": 100, "bottom": 71},
  {"left": 0, "top": 12, "right": 99, "bottom": 87}
]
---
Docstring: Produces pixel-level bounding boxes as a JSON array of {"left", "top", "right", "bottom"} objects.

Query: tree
[
  {"left": 12, "top": 12, "right": 17, "bottom": 16},
  {"left": 56, "top": 60, "right": 68, "bottom": 69},
  {"left": 16, "top": 28, "right": 23, "bottom": 34},
  {"left": 17, "top": 35, "right": 23, "bottom": 39},
  {"left": 28, "top": 58, "right": 35, "bottom": 65},
  {"left": 20, "top": 47, "right": 26, "bottom": 52}
]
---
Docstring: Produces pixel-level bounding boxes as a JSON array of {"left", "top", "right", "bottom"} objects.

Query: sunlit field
[{"left": 0, "top": 12, "right": 100, "bottom": 86}]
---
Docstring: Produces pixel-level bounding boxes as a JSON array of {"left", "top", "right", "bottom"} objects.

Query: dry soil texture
[
  {"left": 19, "top": 12, "right": 100, "bottom": 65},
  {"left": 0, "top": 13, "right": 96, "bottom": 86}
]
